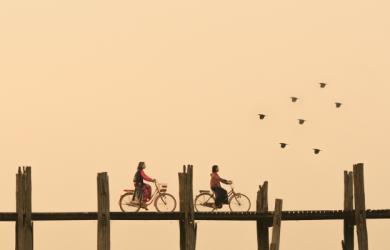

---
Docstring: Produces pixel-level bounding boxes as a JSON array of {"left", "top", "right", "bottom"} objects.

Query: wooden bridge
[{"left": 0, "top": 163, "right": 383, "bottom": 250}]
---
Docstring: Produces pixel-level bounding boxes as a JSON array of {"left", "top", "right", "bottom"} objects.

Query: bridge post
[
  {"left": 257, "top": 181, "right": 269, "bottom": 250},
  {"left": 16, "top": 166, "right": 33, "bottom": 250},
  {"left": 179, "top": 165, "right": 197, "bottom": 250},
  {"left": 353, "top": 163, "right": 368, "bottom": 250},
  {"left": 97, "top": 172, "right": 110, "bottom": 250},
  {"left": 270, "top": 199, "right": 282, "bottom": 250},
  {"left": 342, "top": 171, "right": 354, "bottom": 250}
]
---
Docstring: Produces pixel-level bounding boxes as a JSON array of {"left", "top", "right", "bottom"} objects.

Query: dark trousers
[{"left": 212, "top": 187, "right": 228, "bottom": 207}]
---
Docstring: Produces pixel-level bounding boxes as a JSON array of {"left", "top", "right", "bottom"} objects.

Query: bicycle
[
  {"left": 119, "top": 180, "right": 177, "bottom": 212},
  {"left": 194, "top": 183, "right": 251, "bottom": 212}
]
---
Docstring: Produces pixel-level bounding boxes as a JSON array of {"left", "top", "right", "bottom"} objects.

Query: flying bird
[
  {"left": 335, "top": 102, "right": 342, "bottom": 108},
  {"left": 258, "top": 114, "right": 266, "bottom": 120},
  {"left": 280, "top": 143, "right": 288, "bottom": 149},
  {"left": 319, "top": 82, "right": 327, "bottom": 88},
  {"left": 313, "top": 148, "right": 321, "bottom": 154},
  {"left": 291, "top": 97, "right": 298, "bottom": 103},
  {"left": 298, "top": 119, "right": 306, "bottom": 125}
]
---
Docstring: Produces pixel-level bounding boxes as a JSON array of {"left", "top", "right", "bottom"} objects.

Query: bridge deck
[{"left": 1, "top": 209, "right": 390, "bottom": 222}]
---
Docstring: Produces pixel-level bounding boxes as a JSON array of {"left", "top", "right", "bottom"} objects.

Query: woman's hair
[
  {"left": 212, "top": 165, "right": 219, "bottom": 173},
  {"left": 137, "top": 161, "right": 145, "bottom": 170}
]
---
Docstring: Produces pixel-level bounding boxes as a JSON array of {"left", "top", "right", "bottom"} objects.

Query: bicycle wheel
[
  {"left": 119, "top": 193, "right": 141, "bottom": 212},
  {"left": 154, "top": 193, "right": 177, "bottom": 212},
  {"left": 229, "top": 193, "right": 251, "bottom": 212},
  {"left": 194, "top": 193, "right": 216, "bottom": 212}
]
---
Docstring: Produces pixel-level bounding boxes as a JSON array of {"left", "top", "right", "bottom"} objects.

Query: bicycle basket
[{"left": 158, "top": 183, "right": 168, "bottom": 192}]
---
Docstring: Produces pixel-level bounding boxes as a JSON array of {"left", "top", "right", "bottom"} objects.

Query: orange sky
[{"left": 1, "top": 1, "right": 390, "bottom": 249}]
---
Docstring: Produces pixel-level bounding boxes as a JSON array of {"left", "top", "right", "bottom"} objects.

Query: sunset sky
[{"left": 1, "top": 1, "right": 390, "bottom": 249}]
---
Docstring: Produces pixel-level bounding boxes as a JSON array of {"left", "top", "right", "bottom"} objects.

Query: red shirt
[
  {"left": 140, "top": 170, "right": 153, "bottom": 182},
  {"left": 210, "top": 172, "right": 221, "bottom": 188}
]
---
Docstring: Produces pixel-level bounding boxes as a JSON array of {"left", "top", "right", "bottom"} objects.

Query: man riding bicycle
[
  {"left": 133, "top": 162, "right": 155, "bottom": 208},
  {"left": 210, "top": 165, "right": 232, "bottom": 208}
]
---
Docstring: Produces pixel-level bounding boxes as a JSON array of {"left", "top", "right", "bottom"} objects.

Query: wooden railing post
[
  {"left": 353, "top": 163, "right": 368, "bottom": 250},
  {"left": 178, "top": 165, "right": 197, "bottom": 250},
  {"left": 97, "top": 172, "right": 110, "bottom": 250},
  {"left": 342, "top": 171, "right": 354, "bottom": 250},
  {"left": 270, "top": 199, "right": 282, "bottom": 250},
  {"left": 16, "top": 166, "right": 33, "bottom": 250},
  {"left": 257, "top": 181, "right": 269, "bottom": 250}
]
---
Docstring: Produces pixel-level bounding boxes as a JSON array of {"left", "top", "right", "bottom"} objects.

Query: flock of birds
[{"left": 258, "top": 82, "right": 342, "bottom": 155}]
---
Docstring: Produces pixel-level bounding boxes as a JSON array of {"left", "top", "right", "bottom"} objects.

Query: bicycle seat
[
  {"left": 123, "top": 189, "right": 134, "bottom": 193},
  {"left": 199, "top": 190, "right": 211, "bottom": 194}
]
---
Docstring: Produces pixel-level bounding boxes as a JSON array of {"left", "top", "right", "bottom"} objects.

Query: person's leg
[
  {"left": 221, "top": 188, "right": 228, "bottom": 204},
  {"left": 213, "top": 187, "right": 224, "bottom": 208},
  {"left": 144, "top": 183, "right": 151, "bottom": 202}
]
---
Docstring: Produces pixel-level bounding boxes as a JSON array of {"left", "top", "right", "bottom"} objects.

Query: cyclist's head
[
  {"left": 212, "top": 165, "right": 219, "bottom": 173},
  {"left": 137, "top": 161, "right": 146, "bottom": 170}
]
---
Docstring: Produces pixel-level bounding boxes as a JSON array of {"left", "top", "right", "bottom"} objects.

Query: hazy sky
[{"left": 1, "top": 1, "right": 390, "bottom": 249}]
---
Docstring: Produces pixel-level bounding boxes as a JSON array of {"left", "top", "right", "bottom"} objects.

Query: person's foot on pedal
[{"left": 141, "top": 203, "right": 148, "bottom": 210}]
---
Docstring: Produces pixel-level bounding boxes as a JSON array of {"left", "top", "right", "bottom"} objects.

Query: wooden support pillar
[
  {"left": 342, "top": 171, "right": 354, "bottom": 250},
  {"left": 97, "top": 172, "right": 110, "bottom": 250},
  {"left": 270, "top": 199, "right": 282, "bottom": 250},
  {"left": 353, "top": 163, "right": 368, "bottom": 250},
  {"left": 257, "top": 181, "right": 269, "bottom": 250},
  {"left": 16, "top": 166, "right": 33, "bottom": 250},
  {"left": 178, "top": 165, "right": 197, "bottom": 250}
]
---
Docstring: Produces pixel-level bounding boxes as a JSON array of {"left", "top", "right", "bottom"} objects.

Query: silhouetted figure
[
  {"left": 319, "top": 82, "right": 327, "bottom": 88},
  {"left": 298, "top": 119, "right": 305, "bottom": 125},
  {"left": 291, "top": 97, "right": 298, "bottom": 102},
  {"left": 210, "top": 165, "right": 232, "bottom": 209},
  {"left": 335, "top": 102, "right": 342, "bottom": 108},
  {"left": 280, "top": 143, "right": 288, "bottom": 148},
  {"left": 313, "top": 148, "right": 321, "bottom": 154},
  {"left": 133, "top": 162, "right": 156, "bottom": 209},
  {"left": 258, "top": 114, "right": 266, "bottom": 120}
]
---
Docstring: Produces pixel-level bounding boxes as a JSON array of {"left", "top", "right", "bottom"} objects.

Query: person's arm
[
  {"left": 140, "top": 170, "right": 155, "bottom": 182},
  {"left": 220, "top": 177, "right": 232, "bottom": 185}
]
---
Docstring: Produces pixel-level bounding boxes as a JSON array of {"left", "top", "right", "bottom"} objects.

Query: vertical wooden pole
[
  {"left": 178, "top": 165, "right": 196, "bottom": 250},
  {"left": 353, "top": 163, "right": 368, "bottom": 250},
  {"left": 97, "top": 172, "right": 110, "bottom": 250},
  {"left": 270, "top": 199, "right": 283, "bottom": 250},
  {"left": 187, "top": 165, "right": 197, "bottom": 250},
  {"left": 342, "top": 171, "right": 354, "bottom": 250},
  {"left": 179, "top": 170, "right": 186, "bottom": 250},
  {"left": 257, "top": 181, "right": 269, "bottom": 250},
  {"left": 16, "top": 167, "right": 33, "bottom": 250}
]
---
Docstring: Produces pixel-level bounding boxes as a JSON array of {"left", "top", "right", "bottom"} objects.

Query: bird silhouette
[
  {"left": 313, "top": 148, "right": 321, "bottom": 154},
  {"left": 319, "top": 82, "right": 327, "bottom": 88},
  {"left": 291, "top": 97, "right": 298, "bottom": 102},
  {"left": 258, "top": 114, "right": 266, "bottom": 120},
  {"left": 335, "top": 102, "right": 342, "bottom": 108},
  {"left": 280, "top": 143, "right": 288, "bottom": 148},
  {"left": 298, "top": 119, "right": 305, "bottom": 125}
]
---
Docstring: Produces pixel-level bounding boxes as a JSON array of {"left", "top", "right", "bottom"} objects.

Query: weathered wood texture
[
  {"left": 342, "top": 171, "right": 354, "bottom": 250},
  {"left": 257, "top": 181, "right": 269, "bottom": 250},
  {"left": 178, "top": 165, "right": 197, "bottom": 250},
  {"left": 353, "top": 163, "right": 368, "bottom": 250},
  {"left": 16, "top": 167, "right": 33, "bottom": 250},
  {"left": 97, "top": 172, "right": 110, "bottom": 250},
  {"left": 270, "top": 199, "right": 282, "bottom": 250}
]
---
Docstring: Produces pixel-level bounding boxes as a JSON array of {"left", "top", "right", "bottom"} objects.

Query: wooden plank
[
  {"left": 343, "top": 171, "right": 354, "bottom": 250},
  {"left": 257, "top": 181, "right": 269, "bottom": 250},
  {"left": 270, "top": 199, "right": 283, "bottom": 250},
  {"left": 97, "top": 172, "right": 110, "bottom": 250},
  {"left": 353, "top": 163, "right": 368, "bottom": 250}
]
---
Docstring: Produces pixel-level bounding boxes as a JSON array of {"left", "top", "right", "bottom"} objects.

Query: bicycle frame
[{"left": 136, "top": 181, "right": 163, "bottom": 206}]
